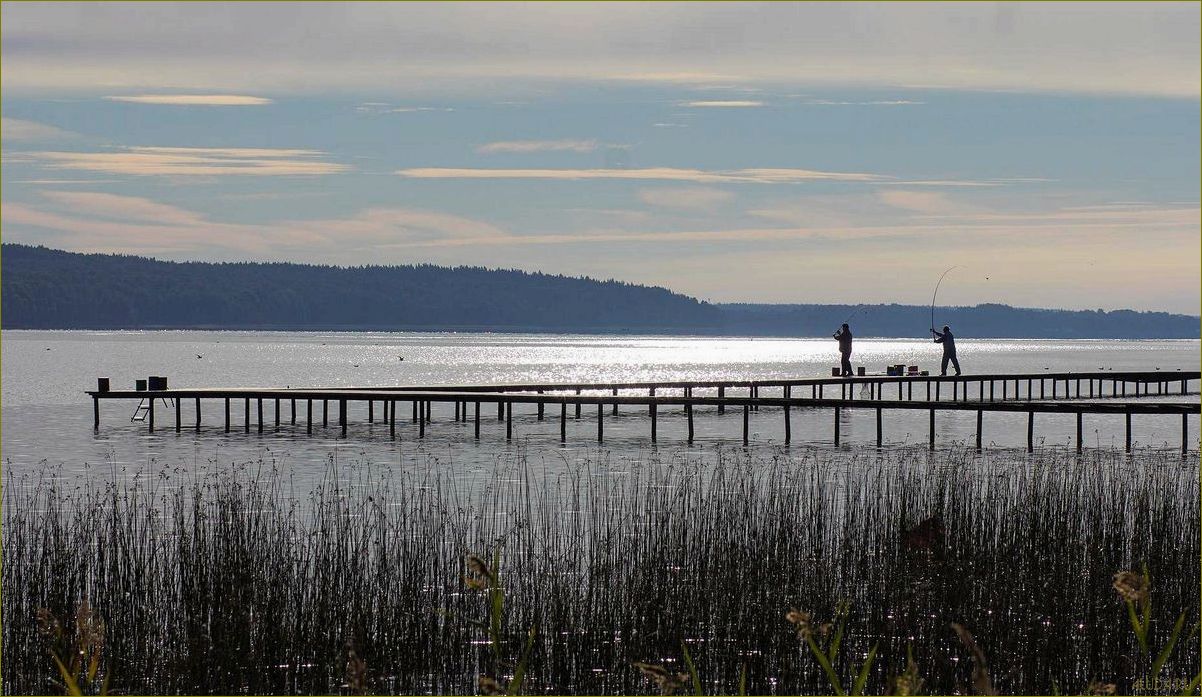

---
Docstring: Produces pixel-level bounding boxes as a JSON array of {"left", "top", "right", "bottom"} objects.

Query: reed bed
[{"left": 3, "top": 446, "right": 1197, "bottom": 695}]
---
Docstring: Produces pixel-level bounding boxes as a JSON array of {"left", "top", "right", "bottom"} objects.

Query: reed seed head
[
  {"left": 1111, "top": 571, "right": 1148, "bottom": 605},
  {"left": 478, "top": 675, "right": 504, "bottom": 695}
]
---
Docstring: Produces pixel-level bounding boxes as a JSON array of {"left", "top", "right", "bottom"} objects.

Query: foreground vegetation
[{"left": 3, "top": 446, "right": 1198, "bottom": 694}]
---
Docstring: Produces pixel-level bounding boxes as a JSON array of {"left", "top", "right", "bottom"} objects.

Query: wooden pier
[{"left": 89, "top": 370, "right": 1200, "bottom": 453}]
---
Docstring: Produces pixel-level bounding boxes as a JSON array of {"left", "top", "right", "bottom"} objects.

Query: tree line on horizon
[{"left": 2, "top": 244, "right": 1197, "bottom": 339}]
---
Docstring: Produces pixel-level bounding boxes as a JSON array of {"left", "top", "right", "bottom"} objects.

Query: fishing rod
[
  {"left": 929, "top": 265, "right": 960, "bottom": 334},
  {"left": 841, "top": 305, "right": 865, "bottom": 324}
]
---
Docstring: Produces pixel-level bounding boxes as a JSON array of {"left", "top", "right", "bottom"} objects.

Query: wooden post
[
  {"left": 649, "top": 387, "right": 656, "bottom": 417},
  {"left": 390, "top": 399, "right": 396, "bottom": 439},
  {"left": 819, "top": 384, "right": 824, "bottom": 399},
  {"left": 1041, "top": 380, "right": 1046, "bottom": 399},
  {"left": 175, "top": 398, "right": 181, "bottom": 432},
  {"left": 1125, "top": 413, "right": 1131, "bottom": 453},
  {"left": 597, "top": 404, "right": 604, "bottom": 442},
  {"left": 244, "top": 398, "right": 250, "bottom": 433},
  {"left": 784, "top": 404, "right": 791, "bottom": 445},
  {"left": 718, "top": 386, "right": 725, "bottom": 414},
  {"left": 419, "top": 401, "right": 425, "bottom": 438},
  {"left": 975, "top": 410, "right": 982, "bottom": 451},
  {"left": 953, "top": 380, "right": 958, "bottom": 401},
  {"left": 562, "top": 402, "right": 568, "bottom": 443},
  {"left": 928, "top": 409, "right": 935, "bottom": 451},
  {"left": 149, "top": 397, "right": 155, "bottom": 432},
  {"left": 425, "top": 400, "right": 431, "bottom": 422},
  {"left": 1076, "top": 379, "right": 1081, "bottom": 398},
  {"left": 274, "top": 398, "right": 280, "bottom": 432},
  {"left": 612, "top": 387, "right": 619, "bottom": 416},
  {"left": 1027, "top": 379, "right": 1032, "bottom": 401},
  {"left": 506, "top": 401, "right": 513, "bottom": 440},
  {"left": 1052, "top": 380, "right": 1057, "bottom": 399},
  {"left": 908, "top": 382, "right": 913, "bottom": 400},
  {"left": 498, "top": 401, "right": 505, "bottom": 421},
  {"left": 650, "top": 402, "right": 657, "bottom": 443},
  {"left": 225, "top": 397, "right": 230, "bottom": 433},
  {"left": 454, "top": 401, "right": 460, "bottom": 421},
  {"left": 537, "top": 391, "right": 544, "bottom": 421},
  {"left": 257, "top": 398, "right": 263, "bottom": 434},
  {"left": 290, "top": 398, "right": 296, "bottom": 425},
  {"left": 743, "top": 405, "right": 749, "bottom": 445},
  {"left": 752, "top": 385, "right": 758, "bottom": 411},
  {"left": 875, "top": 407, "right": 883, "bottom": 447},
  {"left": 1183, "top": 380, "right": 1188, "bottom": 396},
  {"left": 898, "top": 381, "right": 903, "bottom": 400},
  {"left": 1002, "top": 381, "right": 1006, "bottom": 400},
  {"left": 475, "top": 402, "right": 481, "bottom": 439},
  {"left": 307, "top": 400, "right": 312, "bottom": 434},
  {"left": 990, "top": 381, "right": 995, "bottom": 401},
  {"left": 834, "top": 407, "right": 841, "bottom": 446},
  {"left": 936, "top": 382, "right": 941, "bottom": 401},
  {"left": 323, "top": 400, "right": 329, "bottom": 427},
  {"left": 687, "top": 403, "right": 694, "bottom": 444},
  {"left": 339, "top": 399, "right": 346, "bottom": 437},
  {"left": 576, "top": 389, "right": 582, "bottom": 418},
  {"left": 411, "top": 400, "right": 417, "bottom": 423},
  {"left": 1089, "top": 380, "right": 1094, "bottom": 398},
  {"left": 926, "top": 382, "right": 931, "bottom": 402},
  {"left": 195, "top": 397, "right": 201, "bottom": 431},
  {"left": 1076, "top": 412, "right": 1083, "bottom": 452},
  {"left": 93, "top": 397, "right": 100, "bottom": 431},
  {"left": 1182, "top": 413, "right": 1188, "bottom": 456},
  {"left": 368, "top": 399, "right": 374, "bottom": 423},
  {"left": 1027, "top": 411, "right": 1034, "bottom": 453}
]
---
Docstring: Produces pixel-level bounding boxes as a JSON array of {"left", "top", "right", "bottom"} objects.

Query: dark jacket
[
  {"left": 933, "top": 329, "right": 956, "bottom": 355},
  {"left": 834, "top": 329, "right": 853, "bottom": 353}
]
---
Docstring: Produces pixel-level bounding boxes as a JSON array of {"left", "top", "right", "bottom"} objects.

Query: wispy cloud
[
  {"left": 28, "top": 146, "right": 348, "bottom": 176},
  {"left": 637, "top": 187, "right": 734, "bottom": 210},
  {"left": 802, "top": 99, "right": 924, "bottom": 106},
  {"left": 395, "top": 167, "right": 886, "bottom": 184},
  {"left": 682, "top": 100, "right": 764, "bottom": 108},
  {"left": 1, "top": 117, "right": 80, "bottom": 141},
  {"left": 355, "top": 103, "right": 453, "bottom": 114},
  {"left": 476, "top": 139, "right": 599, "bottom": 154},
  {"left": 104, "top": 94, "right": 272, "bottom": 106}
]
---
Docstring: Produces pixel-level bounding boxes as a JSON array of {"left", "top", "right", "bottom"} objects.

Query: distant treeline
[{"left": 2, "top": 244, "right": 1198, "bottom": 338}]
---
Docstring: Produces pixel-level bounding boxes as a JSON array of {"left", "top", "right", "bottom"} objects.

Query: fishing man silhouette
[
  {"left": 930, "top": 325, "right": 961, "bottom": 376},
  {"left": 833, "top": 323, "right": 853, "bottom": 377}
]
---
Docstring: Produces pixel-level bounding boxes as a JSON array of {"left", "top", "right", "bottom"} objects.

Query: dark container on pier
[
  {"left": 135, "top": 379, "right": 147, "bottom": 391},
  {"left": 148, "top": 376, "right": 168, "bottom": 390},
  {"left": 96, "top": 377, "right": 110, "bottom": 393}
]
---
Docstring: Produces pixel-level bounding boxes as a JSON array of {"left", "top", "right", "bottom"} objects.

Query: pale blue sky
[{"left": 2, "top": 2, "right": 1199, "bottom": 312}]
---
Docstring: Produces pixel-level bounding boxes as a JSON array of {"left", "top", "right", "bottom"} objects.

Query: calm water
[{"left": 2, "top": 330, "right": 1198, "bottom": 492}]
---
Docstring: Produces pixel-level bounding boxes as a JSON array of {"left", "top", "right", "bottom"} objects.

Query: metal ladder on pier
[{"left": 130, "top": 397, "right": 176, "bottom": 422}]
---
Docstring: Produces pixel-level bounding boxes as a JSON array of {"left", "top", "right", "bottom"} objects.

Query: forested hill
[
  {"left": 2, "top": 245, "right": 1198, "bottom": 338},
  {"left": 0, "top": 244, "right": 718, "bottom": 331}
]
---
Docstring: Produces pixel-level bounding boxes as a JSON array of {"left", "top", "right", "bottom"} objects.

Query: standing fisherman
[
  {"left": 930, "top": 325, "right": 961, "bottom": 376},
  {"left": 833, "top": 323, "right": 854, "bottom": 377}
]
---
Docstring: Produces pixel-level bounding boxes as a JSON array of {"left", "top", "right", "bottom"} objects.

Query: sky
[{"left": 2, "top": 2, "right": 1199, "bottom": 314}]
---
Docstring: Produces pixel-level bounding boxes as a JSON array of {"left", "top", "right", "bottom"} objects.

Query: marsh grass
[{"left": 2, "top": 446, "right": 1197, "bottom": 695}]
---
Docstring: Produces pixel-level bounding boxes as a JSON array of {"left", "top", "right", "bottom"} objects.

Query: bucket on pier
[
  {"left": 148, "top": 376, "right": 168, "bottom": 390},
  {"left": 831, "top": 367, "right": 840, "bottom": 376},
  {"left": 886, "top": 366, "right": 897, "bottom": 376},
  {"left": 908, "top": 366, "right": 919, "bottom": 375},
  {"left": 857, "top": 366, "right": 866, "bottom": 376},
  {"left": 96, "top": 377, "right": 110, "bottom": 393},
  {"left": 894, "top": 364, "right": 906, "bottom": 374},
  {"left": 135, "top": 379, "right": 147, "bottom": 391}
]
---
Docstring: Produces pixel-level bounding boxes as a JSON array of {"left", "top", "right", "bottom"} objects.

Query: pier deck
[{"left": 89, "top": 370, "right": 1200, "bottom": 452}]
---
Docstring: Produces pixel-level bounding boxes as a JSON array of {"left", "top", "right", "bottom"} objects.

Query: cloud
[
  {"left": 2, "top": 192, "right": 506, "bottom": 258},
  {"left": 103, "top": 94, "right": 272, "bottom": 105},
  {"left": 637, "top": 187, "right": 734, "bottom": 210},
  {"left": 876, "top": 189, "right": 965, "bottom": 215},
  {"left": 395, "top": 167, "right": 887, "bottom": 184},
  {"left": 2, "top": 3, "right": 1196, "bottom": 97},
  {"left": 682, "top": 100, "right": 764, "bottom": 108},
  {"left": 476, "top": 139, "right": 599, "bottom": 154},
  {"left": 28, "top": 146, "right": 348, "bottom": 176},
  {"left": 1, "top": 117, "right": 79, "bottom": 141},
  {"left": 802, "top": 99, "right": 925, "bottom": 106},
  {"left": 355, "top": 103, "right": 454, "bottom": 114}
]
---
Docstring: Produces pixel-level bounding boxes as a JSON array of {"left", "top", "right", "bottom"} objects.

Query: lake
[{"left": 2, "top": 330, "right": 1197, "bottom": 493}]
